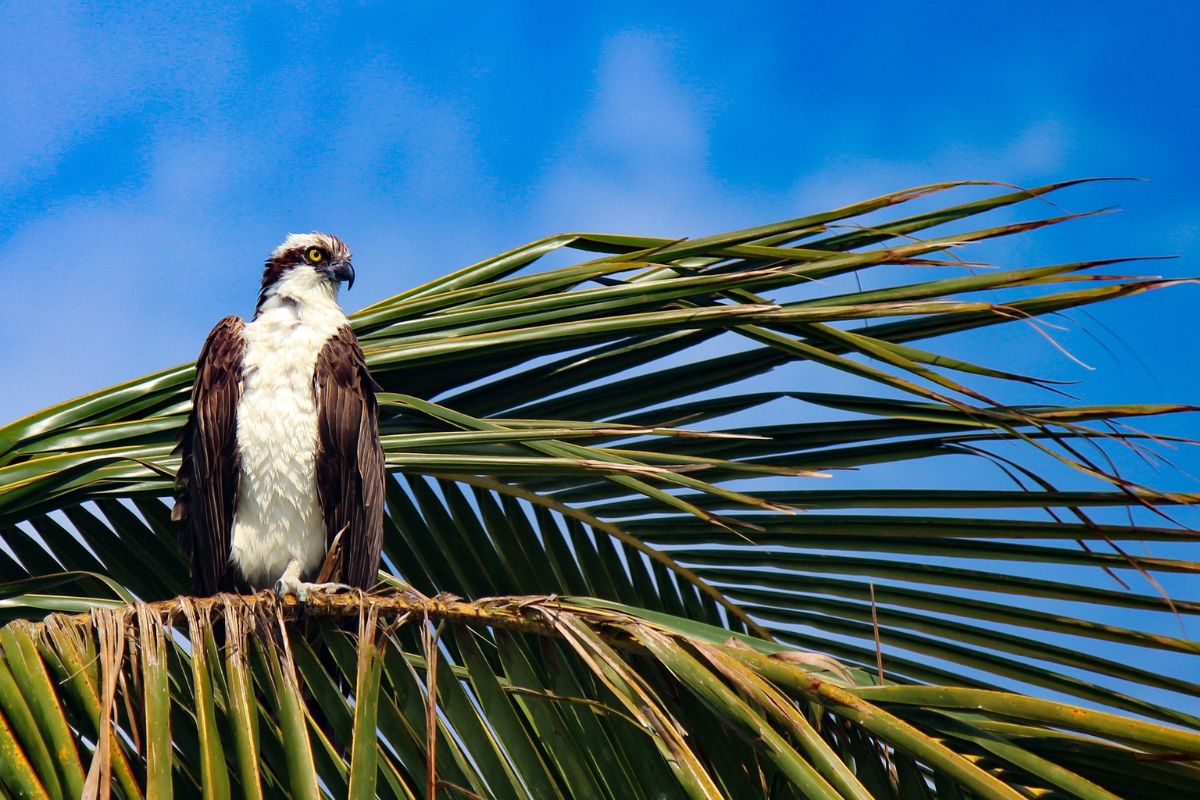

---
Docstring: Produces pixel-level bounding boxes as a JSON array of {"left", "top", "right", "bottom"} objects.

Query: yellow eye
[{"left": 308, "top": 248, "right": 324, "bottom": 262}]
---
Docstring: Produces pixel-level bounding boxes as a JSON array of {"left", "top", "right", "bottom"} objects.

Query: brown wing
[
  {"left": 173, "top": 316, "right": 245, "bottom": 596},
  {"left": 314, "top": 326, "right": 385, "bottom": 589}
]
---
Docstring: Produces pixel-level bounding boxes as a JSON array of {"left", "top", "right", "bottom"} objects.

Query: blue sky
[
  {"left": 1, "top": 1, "right": 1198, "bottom": 713},
  {"left": 3, "top": 1, "right": 1198, "bottom": 425}
]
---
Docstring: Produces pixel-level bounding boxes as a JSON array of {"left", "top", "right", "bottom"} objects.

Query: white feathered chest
[{"left": 229, "top": 279, "right": 347, "bottom": 587}]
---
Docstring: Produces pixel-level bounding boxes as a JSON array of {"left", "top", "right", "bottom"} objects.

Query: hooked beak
[{"left": 323, "top": 260, "right": 355, "bottom": 290}]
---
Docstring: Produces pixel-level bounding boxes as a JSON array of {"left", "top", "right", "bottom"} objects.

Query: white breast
[{"left": 230, "top": 271, "right": 347, "bottom": 588}]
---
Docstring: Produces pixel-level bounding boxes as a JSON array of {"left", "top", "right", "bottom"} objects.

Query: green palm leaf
[{"left": 1, "top": 180, "right": 1196, "bottom": 797}]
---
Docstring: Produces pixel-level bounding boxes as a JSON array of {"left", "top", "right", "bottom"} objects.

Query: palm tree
[{"left": 0, "top": 180, "right": 1197, "bottom": 799}]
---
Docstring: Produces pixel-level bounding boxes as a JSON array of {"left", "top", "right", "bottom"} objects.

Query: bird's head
[{"left": 259, "top": 232, "right": 355, "bottom": 306}]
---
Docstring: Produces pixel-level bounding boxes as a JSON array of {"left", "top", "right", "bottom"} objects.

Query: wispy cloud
[
  {"left": 789, "top": 118, "right": 1077, "bottom": 213},
  {"left": 2, "top": 7, "right": 1196, "bottom": 433},
  {"left": 0, "top": 16, "right": 502, "bottom": 423},
  {"left": 532, "top": 29, "right": 756, "bottom": 237},
  {"left": 0, "top": 3, "right": 239, "bottom": 190}
]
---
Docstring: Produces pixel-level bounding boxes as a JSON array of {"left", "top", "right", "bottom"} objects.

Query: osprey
[{"left": 174, "top": 232, "right": 384, "bottom": 599}]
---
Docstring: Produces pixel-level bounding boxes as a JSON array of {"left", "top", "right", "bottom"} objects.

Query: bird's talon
[
  {"left": 307, "top": 581, "right": 354, "bottom": 595},
  {"left": 275, "top": 576, "right": 351, "bottom": 602},
  {"left": 275, "top": 574, "right": 309, "bottom": 602}
]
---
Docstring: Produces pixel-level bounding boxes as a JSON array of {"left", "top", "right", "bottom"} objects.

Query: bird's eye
[{"left": 307, "top": 248, "right": 325, "bottom": 262}]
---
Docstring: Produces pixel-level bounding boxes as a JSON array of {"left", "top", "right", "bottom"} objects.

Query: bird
[{"left": 173, "top": 232, "right": 384, "bottom": 600}]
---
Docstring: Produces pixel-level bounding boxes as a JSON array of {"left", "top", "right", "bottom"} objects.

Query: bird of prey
[{"left": 174, "top": 232, "right": 384, "bottom": 599}]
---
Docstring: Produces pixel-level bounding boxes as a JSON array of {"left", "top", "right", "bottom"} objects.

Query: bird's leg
[{"left": 274, "top": 559, "right": 353, "bottom": 601}]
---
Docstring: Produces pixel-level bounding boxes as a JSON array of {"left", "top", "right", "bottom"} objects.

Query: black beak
[{"left": 326, "top": 260, "right": 355, "bottom": 290}]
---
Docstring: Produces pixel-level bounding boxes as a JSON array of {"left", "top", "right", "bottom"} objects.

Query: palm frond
[
  {"left": 8, "top": 593, "right": 1199, "bottom": 799},
  {"left": 1, "top": 180, "right": 1197, "bottom": 796}
]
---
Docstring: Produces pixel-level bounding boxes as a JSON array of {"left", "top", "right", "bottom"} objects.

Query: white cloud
[
  {"left": 581, "top": 30, "right": 708, "bottom": 165},
  {"left": 0, "top": 192, "right": 244, "bottom": 423},
  {"left": 531, "top": 29, "right": 753, "bottom": 237},
  {"left": 0, "top": 41, "right": 503, "bottom": 424},
  {"left": 789, "top": 117, "right": 1076, "bottom": 214},
  {"left": 1005, "top": 118, "right": 1073, "bottom": 174},
  {"left": 0, "top": 3, "right": 240, "bottom": 189}
]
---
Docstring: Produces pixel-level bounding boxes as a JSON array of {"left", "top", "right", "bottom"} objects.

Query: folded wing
[
  {"left": 314, "top": 326, "right": 385, "bottom": 588},
  {"left": 174, "top": 316, "right": 245, "bottom": 595}
]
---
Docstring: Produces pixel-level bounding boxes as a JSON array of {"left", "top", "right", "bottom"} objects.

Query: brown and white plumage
[
  {"left": 174, "top": 233, "right": 384, "bottom": 598},
  {"left": 174, "top": 316, "right": 245, "bottom": 595},
  {"left": 312, "top": 326, "right": 386, "bottom": 588}
]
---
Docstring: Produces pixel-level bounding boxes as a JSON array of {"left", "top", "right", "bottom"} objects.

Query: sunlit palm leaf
[
  {"left": 0, "top": 180, "right": 1197, "bottom": 797},
  {"left": 8, "top": 594, "right": 1200, "bottom": 799}
]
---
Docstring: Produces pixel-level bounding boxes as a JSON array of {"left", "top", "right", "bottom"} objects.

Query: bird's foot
[
  {"left": 275, "top": 570, "right": 353, "bottom": 602},
  {"left": 304, "top": 580, "right": 355, "bottom": 598}
]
